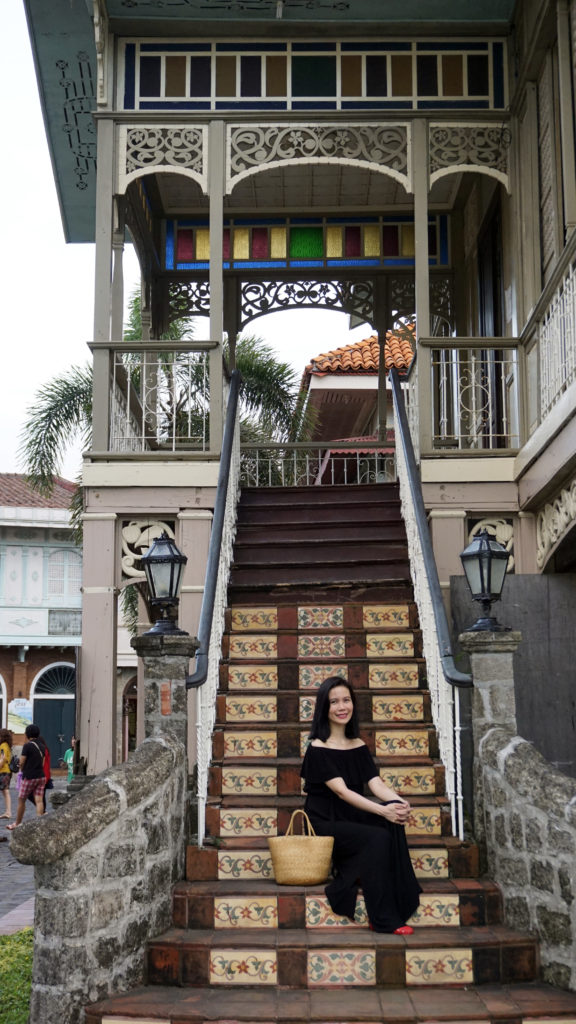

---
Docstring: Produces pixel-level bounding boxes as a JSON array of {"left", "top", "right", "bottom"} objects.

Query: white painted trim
[
  {"left": 309, "top": 374, "right": 378, "bottom": 391},
  {"left": 421, "top": 458, "right": 516, "bottom": 483},
  {"left": 82, "top": 462, "right": 221, "bottom": 488},
  {"left": 177, "top": 511, "right": 214, "bottom": 520},
  {"left": 30, "top": 661, "right": 76, "bottom": 700}
]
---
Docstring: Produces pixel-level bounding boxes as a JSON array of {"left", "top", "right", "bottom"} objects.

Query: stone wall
[
  {"left": 478, "top": 725, "right": 576, "bottom": 990},
  {"left": 9, "top": 732, "right": 187, "bottom": 1024}
]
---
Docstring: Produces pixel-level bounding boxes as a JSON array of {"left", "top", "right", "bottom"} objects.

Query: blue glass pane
[
  {"left": 124, "top": 44, "right": 135, "bottom": 108},
  {"left": 190, "top": 57, "right": 211, "bottom": 97},
  {"left": 140, "top": 57, "right": 161, "bottom": 97},
  {"left": 241, "top": 56, "right": 262, "bottom": 97},
  {"left": 366, "top": 56, "right": 387, "bottom": 96}
]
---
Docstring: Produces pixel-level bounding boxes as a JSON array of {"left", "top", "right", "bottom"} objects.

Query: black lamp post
[
  {"left": 140, "top": 533, "right": 188, "bottom": 635},
  {"left": 459, "top": 529, "right": 511, "bottom": 632}
]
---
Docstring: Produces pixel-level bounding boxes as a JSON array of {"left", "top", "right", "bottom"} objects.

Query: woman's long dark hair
[{"left": 308, "top": 676, "right": 359, "bottom": 742}]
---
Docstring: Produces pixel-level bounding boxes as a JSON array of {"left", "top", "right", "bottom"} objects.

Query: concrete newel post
[
  {"left": 131, "top": 633, "right": 198, "bottom": 748},
  {"left": 458, "top": 630, "right": 522, "bottom": 847}
]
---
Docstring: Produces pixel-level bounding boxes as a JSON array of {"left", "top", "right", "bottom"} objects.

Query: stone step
[
  {"left": 209, "top": 760, "right": 445, "bottom": 798},
  {"left": 222, "top": 629, "right": 420, "bottom": 662},
  {"left": 213, "top": 724, "right": 439, "bottom": 761},
  {"left": 144, "top": 925, "right": 539, "bottom": 989},
  {"left": 220, "top": 659, "right": 425, "bottom": 691},
  {"left": 172, "top": 878, "right": 502, "bottom": 931},
  {"left": 85, "top": 982, "right": 576, "bottom": 1024},
  {"left": 216, "top": 690, "right": 431, "bottom": 726},
  {"left": 188, "top": 836, "right": 480, "bottom": 883},
  {"left": 227, "top": 602, "right": 415, "bottom": 633}
]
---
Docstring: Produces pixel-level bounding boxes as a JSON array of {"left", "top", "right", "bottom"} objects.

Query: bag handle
[{"left": 285, "top": 808, "right": 317, "bottom": 837}]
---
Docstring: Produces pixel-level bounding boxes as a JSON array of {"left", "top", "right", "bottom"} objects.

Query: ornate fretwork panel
[
  {"left": 468, "top": 518, "right": 514, "bottom": 572},
  {"left": 168, "top": 281, "right": 212, "bottom": 324},
  {"left": 55, "top": 53, "right": 96, "bottom": 192},
  {"left": 429, "top": 123, "right": 511, "bottom": 190},
  {"left": 536, "top": 476, "right": 576, "bottom": 569},
  {"left": 227, "top": 123, "right": 411, "bottom": 192},
  {"left": 121, "top": 520, "right": 176, "bottom": 584},
  {"left": 118, "top": 125, "right": 207, "bottom": 193},
  {"left": 240, "top": 279, "right": 374, "bottom": 326}
]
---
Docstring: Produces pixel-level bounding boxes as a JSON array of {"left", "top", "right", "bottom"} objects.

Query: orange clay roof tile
[
  {"left": 0, "top": 474, "right": 76, "bottom": 508},
  {"left": 305, "top": 329, "right": 414, "bottom": 381}
]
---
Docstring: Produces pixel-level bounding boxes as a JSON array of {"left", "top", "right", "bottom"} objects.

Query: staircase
[{"left": 87, "top": 484, "right": 576, "bottom": 1024}]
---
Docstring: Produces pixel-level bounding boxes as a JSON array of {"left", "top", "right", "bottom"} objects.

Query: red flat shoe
[{"left": 393, "top": 925, "right": 414, "bottom": 935}]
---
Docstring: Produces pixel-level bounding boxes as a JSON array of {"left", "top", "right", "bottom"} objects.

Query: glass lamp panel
[
  {"left": 150, "top": 562, "right": 174, "bottom": 600},
  {"left": 462, "top": 556, "right": 483, "bottom": 598}
]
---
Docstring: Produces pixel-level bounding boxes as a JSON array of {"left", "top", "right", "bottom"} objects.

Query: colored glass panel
[
  {"left": 252, "top": 227, "right": 269, "bottom": 259},
  {"left": 364, "top": 224, "right": 381, "bottom": 258},
  {"left": 493, "top": 42, "right": 505, "bottom": 107},
  {"left": 190, "top": 56, "right": 211, "bottom": 96},
  {"left": 417, "top": 55, "right": 438, "bottom": 96},
  {"left": 326, "top": 226, "right": 343, "bottom": 258},
  {"left": 428, "top": 224, "right": 438, "bottom": 257},
  {"left": 366, "top": 55, "right": 387, "bottom": 96},
  {"left": 140, "top": 56, "right": 161, "bottom": 97},
  {"left": 292, "top": 56, "right": 336, "bottom": 97},
  {"left": 382, "top": 225, "right": 400, "bottom": 256},
  {"left": 165, "top": 56, "right": 186, "bottom": 97},
  {"left": 266, "top": 56, "right": 287, "bottom": 97},
  {"left": 341, "top": 55, "right": 362, "bottom": 96},
  {"left": 270, "top": 227, "right": 287, "bottom": 258},
  {"left": 391, "top": 55, "right": 412, "bottom": 96},
  {"left": 467, "top": 54, "right": 489, "bottom": 96},
  {"left": 241, "top": 56, "right": 262, "bottom": 97},
  {"left": 196, "top": 228, "right": 210, "bottom": 260},
  {"left": 234, "top": 227, "right": 250, "bottom": 259},
  {"left": 176, "top": 229, "right": 195, "bottom": 262},
  {"left": 216, "top": 56, "right": 236, "bottom": 96},
  {"left": 124, "top": 44, "right": 136, "bottom": 108},
  {"left": 345, "top": 226, "right": 362, "bottom": 258},
  {"left": 223, "top": 228, "right": 231, "bottom": 260},
  {"left": 442, "top": 54, "right": 463, "bottom": 96},
  {"left": 290, "top": 227, "right": 324, "bottom": 258},
  {"left": 401, "top": 224, "right": 415, "bottom": 257}
]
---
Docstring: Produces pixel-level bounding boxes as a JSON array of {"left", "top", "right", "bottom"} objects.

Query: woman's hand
[{"left": 378, "top": 799, "right": 411, "bottom": 825}]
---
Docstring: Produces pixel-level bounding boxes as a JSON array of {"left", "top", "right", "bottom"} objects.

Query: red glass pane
[
  {"left": 252, "top": 227, "right": 269, "bottom": 259},
  {"left": 345, "top": 226, "right": 361, "bottom": 258},
  {"left": 382, "top": 225, "right": 399, "bottom": 256},
  {"left": 223, "top": 228, "right": 231, "bottom": 259},
  {"left": 176, "top": 229, "right": 194, "bottom": 262}
]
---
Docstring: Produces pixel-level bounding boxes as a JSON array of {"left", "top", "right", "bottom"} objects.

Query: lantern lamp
[
  {"left": 140, "top": 533, "right": 188, "bottom": 635},
  {"left": 459, "top": 529, "right": 510, "bottom": 632}
]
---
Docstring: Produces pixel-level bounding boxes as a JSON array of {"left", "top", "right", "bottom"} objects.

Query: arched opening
[{"left": 31, "top": 663, "right": 76, "bottom": 767}]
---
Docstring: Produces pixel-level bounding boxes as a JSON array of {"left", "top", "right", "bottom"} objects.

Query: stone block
[
  {"left": 36, "top": 853, "right": 101, "bottom": 892},
  {"left": 525, "top": 818, "right": 544, "bottom": 853},
  {"left": 536, "top": 906, "right": 572, "bottom": 946},
  {"left": 497, "top": 856, "right": 529, "bottom": 886},
  {"left": 93, "top": 933, "right": 122, "bottom": 969},
  {"left": 510, "top": 812, "right": 523, "bottom": 849},
  {"left": 503, "top": 895, "right": 531, "bottom": 931},
  {"left": 102, "top": 841, "right": 145, "bottom": 878},
  {"left": 90, "top": 888, "right": 127, "bottom": 930},
  {"left": 530, "top": 859, "right": 555, "bottom": 893},
  {"left": 143, "top": 817, "right": 169, "bottom": 855},
  {"left": 490, "top": 783, "right": 508, "bottom": 808},
  {"left": 123, "top": 915, "right": 150, "bottom": 954},
  {"left": 541, "top": 960, "right": 572, "bottom": 989},
  {"left": 494, "top": 812, "right": 509, "bottom": 846},
  {"left": 558, "top": 865, "right": 574, "bottom": 905},
  {"left": 547, "top": 823, "right": 575, "bottom": 854},
  {"left": 35, "top": 942, "right": 90, "bottom": 984},
  {"left": 35, "top": 893, "right": 90, "bottom": 939}
]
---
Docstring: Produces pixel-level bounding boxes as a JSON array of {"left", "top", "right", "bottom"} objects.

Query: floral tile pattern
[
  {"left": 410, "top": 849, "right": 449, "bottom": 879},
  {"left": 407, "top": 895, "right": 460, "bottom": 927},
  {"left": 228, "top": 665, "right": 279, "bottom": 689},
  {"left": 374, "top": 729, "right": 429, "bottom": 757},
  {"left": 298, "top": 606, "right": 344, "bottom": 629},
  {"left": 363, "top": 605, "right": 410, "bottom": 628},
  {"left": 223, "top": 731, "right": 277, "bottom": 758},
  {"left": 225, "top": 697, "right": 277, "bottom": 722},
  {"left": 231, "top": 607, "right": 278, "bottom": 632},
  {"left": 218, "top": 851, "right": 273, "bottom": 880},
  {"left": 214, "top": 897, "right": 278, "bottom": 928},
  {"left": 406, "top": 807, "right": 442, "bottom": 836},
  {"left": 299, "top": 696, "right": 315, "bottom": 722},
  {"left": 369, "top": 664, "right": 419, "bottom": 688},
  {"left": 372, "top": 695, "right": 424, "bottom": 722},
  {"left": 380, "top": 766, "right": 435, "bottom": 795},
  {"left": 299, "top": 664, "right": 348, "bottom": 689},
  {"left": 221, "top": 767, "right": 277, "bottom": 796},
  {"left": 298, "top": 635, "right": 346, "bottom": 659},
  {"left": 366, "top": 634, "right": 414, "bottom": 658},
  {"left": 229, "top": 636, "right": 278, "bottom": 660},
  {"left": 308, "top": 950, "right": 375, "bottom": 986},
  {"left": 300, "top": 731, "right": 312, "bottom": 756},
  {"left": 210, "top": 951, "right": 277, "bottom": 985},
  {"left": 306, "top": 895, "right": 367, "bottom": 928},
  {"left": 405, "top": 948, "right": 473, "bottom": 985},
  {"left": 219, "top": 808, "right": 278, "bottom": 837}
]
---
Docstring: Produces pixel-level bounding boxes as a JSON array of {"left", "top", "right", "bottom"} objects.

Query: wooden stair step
[
  {"left": 232, "top": 543, "right": 409, "bottom": 566},
  {"left": 229, "top": 561, "right": 412, "bottom": 588},
  {"left": 235, "top": 522, "right": 406, "bottom": 543},
  {"left": 238, "top": 484, "right": 401, "bottom": 506},
  {"left": 227, "top": 602, "right": 415, "bottom": 633},
  {"left": 85, "top": 981, "right": 576, "bottom": 1023},
  {"left": 209, "top": 761, "right": 445, "bottom": 798},
  {"left": 220, "top": 659, "right": 425, "bottom": 691},
  {"left": 216, "top": 690, "right": 431, "bottom": 725}
]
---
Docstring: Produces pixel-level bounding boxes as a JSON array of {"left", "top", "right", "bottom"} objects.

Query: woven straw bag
[{"left": 268, "top": 809, "right": 334, "bottom": 885}]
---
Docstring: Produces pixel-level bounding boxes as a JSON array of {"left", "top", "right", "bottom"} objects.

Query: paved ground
[{"left": 0, "top": 773, "right": 69, "bottom": 933}]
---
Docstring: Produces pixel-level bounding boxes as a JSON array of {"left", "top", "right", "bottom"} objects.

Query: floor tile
[
  {"left": 209, "top": 949, "right": 278, "bottom": 984},
  {"left": 231, "top": 608, "right": 278, "bottom": 631},
  {"left": 405, "top": 947, "right": 474, "bottom": 985}
]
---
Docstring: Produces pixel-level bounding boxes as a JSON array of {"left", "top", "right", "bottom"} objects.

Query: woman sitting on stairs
[{"left": 301, "top": 675, "right": 421, "bottom": 934}]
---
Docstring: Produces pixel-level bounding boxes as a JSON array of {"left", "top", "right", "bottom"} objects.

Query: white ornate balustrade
[
  {"left": 240, "top": 442, "right": 396, "bottom": 488},
  {"left": 538, "top": 256, "right": 576, "bottom": 420}
]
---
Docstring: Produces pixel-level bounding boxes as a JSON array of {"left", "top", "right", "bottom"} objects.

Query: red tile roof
[
  {"left": 304, "top": 330, "right": 414, "bottom": 381},
  {"left": 0, "top": 474, "right": 76, "bottom": 508}
]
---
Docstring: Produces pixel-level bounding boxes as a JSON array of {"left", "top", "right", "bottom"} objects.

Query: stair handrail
[
  {"left": 186, "top": 370, "right": 242, "bottom": 847},
  {"left": 389, "top": 365, "right": 471, "bottom": 841}
]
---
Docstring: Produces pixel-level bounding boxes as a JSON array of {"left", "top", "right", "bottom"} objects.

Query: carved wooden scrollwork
[
  {"left": 121, "top": 520, "right": 176, "bottom": 582},
  {"left": 429, "top": 124, "right": 511, "bottom": 189},
  {"left": 536, "top": 478, "right": 576, "bottom": 568},
  {"left": 239, "top": 279, "right": 374, "bottom": 326}
]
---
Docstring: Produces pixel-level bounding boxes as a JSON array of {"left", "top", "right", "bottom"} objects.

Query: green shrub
[{"left": 0, "top": 928, "right": 33, "bottom": 1024}]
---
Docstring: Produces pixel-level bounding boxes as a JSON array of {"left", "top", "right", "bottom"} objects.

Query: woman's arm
[
  {"left": 325, "top": 776, "right": 411, "bottom": 824},
  {"left": 367, "top": 774, "right": 411, "bottom": 809}
]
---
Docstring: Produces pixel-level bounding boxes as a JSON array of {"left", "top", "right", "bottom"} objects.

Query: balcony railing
[
  {"left": 89, "top": 341, "right": 224, "bottom": 456},
  {"left": 239, "top": 442, "right": 396, "bottom": 487}
]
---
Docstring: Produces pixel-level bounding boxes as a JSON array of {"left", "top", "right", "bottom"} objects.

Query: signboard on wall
[{"left": 8, "top": 698, "right": 33, "bottom": 733}]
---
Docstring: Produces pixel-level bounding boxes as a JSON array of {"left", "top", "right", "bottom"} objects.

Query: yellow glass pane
[
  {"left": 266, "top": 56, "right": 287, "bottom": 97},
  {"left": 401, "top": 224, "right": 415, "bottom": 257},
  {"left": 341, "top": 55, "right": 362, "bottom": 96},
  {"left": 391, "top": 55, "right": 412, "bottom": 96},
  {"left": 326, "top": 226, "right": 343, "bottom": 258},
  {"left": 363, "top": 224, "right": 381, "bottom": 257},
  {"left": 165, "top": 56, "right": 186, "bottom": 97},
  {"left": 216, "top": 56, "right": 236, "bottom": 97},
  {"left": 196, "top": 229, "right": 210, "bottom": 260},
  {"left": 270, "top": 227, "right": 287, "bottom": 258},
  {"left": 233, "top": 227, "right": 250, "bottom": 259}
]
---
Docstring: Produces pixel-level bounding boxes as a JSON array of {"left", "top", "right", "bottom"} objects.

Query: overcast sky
[{"left": 2, "top": 0, "right": 369, "bottom": 482}]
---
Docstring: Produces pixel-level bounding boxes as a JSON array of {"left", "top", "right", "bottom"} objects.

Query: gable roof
[
  {"left": 304, "top": 330, "right": 414, "bottom": 383},
  {"left": 0, "top": 474, "right": 76, "bottom": 509}
]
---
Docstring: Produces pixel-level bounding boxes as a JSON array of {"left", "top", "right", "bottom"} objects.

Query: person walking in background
[
  {"left": 0, "top": 728, "right": 14, "bottom": 820},
  {"left": 27, "top": 736, "right": 52, "bottom": 814},
  {"left": 6, "top": 724, "right": 46, "bottom": 831},
  {"left": 63, "top": 735, "right": 76, "bottom": 783}
]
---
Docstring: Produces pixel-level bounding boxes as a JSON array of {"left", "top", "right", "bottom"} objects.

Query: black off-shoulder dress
[{"left": 301, "top": 743, "right": 421, "bottom": 932}]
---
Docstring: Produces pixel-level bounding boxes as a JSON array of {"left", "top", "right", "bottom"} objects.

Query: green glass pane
[
  {"left": 290, "top": 227, "right": 324, "bottom": 258},
  {"left": 292, "top": 56, "right": 336, "bottom": 97}
]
